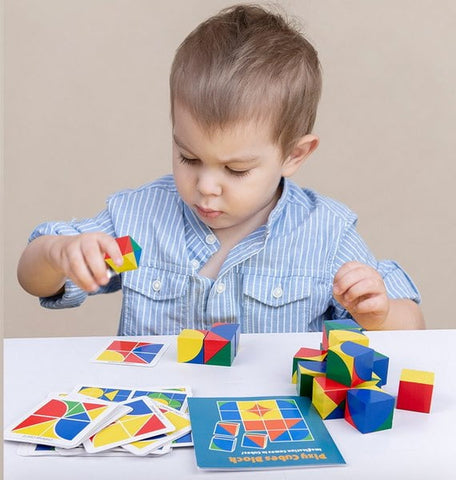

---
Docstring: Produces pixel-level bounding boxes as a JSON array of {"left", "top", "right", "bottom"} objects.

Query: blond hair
[{"left": 170, "top": 4, "right": 322, "bottom": 156}]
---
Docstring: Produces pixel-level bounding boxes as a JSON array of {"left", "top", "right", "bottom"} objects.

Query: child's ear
[{"left": 282, "top": 134, "right": 319, "bottom": 177}]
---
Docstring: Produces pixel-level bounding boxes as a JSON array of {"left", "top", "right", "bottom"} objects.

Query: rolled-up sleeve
[
  {"left": 29, "top": 208, "right": 121, "bottom": 309},
  {"left": 376, "top": 260, "right": 421, "bottom": 303},
  {"left": 329, "top": 216, "right": 421, "bottom": 318}
]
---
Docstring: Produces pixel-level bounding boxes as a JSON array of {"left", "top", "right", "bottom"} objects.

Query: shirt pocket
[
  {"left": 242, "top": 274, "right": 312, "bottom": 333},
  {"left": 121, "top": 267, "right": 189, "bottom": 334}
]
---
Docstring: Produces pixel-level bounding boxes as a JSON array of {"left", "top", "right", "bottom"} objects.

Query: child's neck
[{"left": 198, "top": 189, "right": 281, "bottom": 279}]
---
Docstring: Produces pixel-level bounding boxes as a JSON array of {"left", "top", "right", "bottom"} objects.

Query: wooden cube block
[
  {"left": 326, "top": 341, "right": 374, "bottom": 387},
  {"left": 372, "top": 351, "right": 389, "bottom": 386},
  {"left": 177, "top": 329, "right": 207, "bottom": 363},
  {"left": 345, "top": 386, "right": 395, "bottom": 433},
  {"left": 105, "top": 236, "right": 142, "bottom": 273},
  {"left": 396, "top": 369, "right": 435, "bottom": 413},
  {"left": 296, "top": 360, "right": 326, "bottom": 397},
  {"left": 177, "top": 324, "right": 240, "bottom": 366},
  {"left": 356, "top": 372, "right": 382, "bottom": 388},
  {"left": 205, "top": 323, "right": 240, "bottom": 366},
  {"left": 292, "top": 347, "right": 327, "bottom": 383},
  {"left": 322, "top": 319, "right": 363, "bottom": 350},
  {"left": 327, "top": 329, "right": 369, "bottom": 349},
  {"left": 312, "top": 376, "right": 348, "bottom": 419}
]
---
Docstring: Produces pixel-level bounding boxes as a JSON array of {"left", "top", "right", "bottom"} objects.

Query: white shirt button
[
  {"left": 191, "top": 259, "right": 200, "bottom": 269},
  {"left": 272, "top": 286, "right": 283, "bottom": 299},
  {"left": 205, "top": 234, "right": 217, "bottom": 245},
  {"left": 152, "top": 280, "right": 162, "bottom": 292},
  {"left": 216, "top": 282, "right": 226, "bottom": 294}
]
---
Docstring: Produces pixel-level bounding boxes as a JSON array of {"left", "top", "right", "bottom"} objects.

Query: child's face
[{"left": 172, "top": 104, "right": 292, "bottom": 239}]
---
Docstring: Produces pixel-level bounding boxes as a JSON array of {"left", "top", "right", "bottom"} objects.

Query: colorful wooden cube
[
  {"left": 396, "top": 369, "right": 435, "bottom": 413},
  {"left": 296, "top": 360, "right": 326, "bottom": 397},
  {"left": 312, "top": 376, "right": 348, "bottom": 419},
  {"left": 372, "top": 351, "right": 389, "bottom": 386},
  {"left": 292, "top": 347, "right": 327, "bottom": 383},
  {"left": 326, "top": 341, "right": 374, "bottom": 387},
  {"left": 322, "top": 319, "right": 363, "bottom": 350},
  {"left": 105, "top": 235, "right": 142, "bottom": 273},
  {"left": 345, "top": 386, "right": 395, "bottom": 433},
  {"left": 177, "top": 323, "right": 240, "bottom": 366},
  {"left": 327, "top": 329, "right": 369, "bottom": 349},
  {"left": 204, "top": 324, "right": 240, "bottom": 366},
  {"left": 177, "top": 329, "right": 208, "bottom": 364},
  {"left": 356, "top": 372, "right": 382, "bottom": 388}
]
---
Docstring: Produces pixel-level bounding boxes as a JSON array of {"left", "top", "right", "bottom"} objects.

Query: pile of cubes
[{"left": 292, "top": 319, "right": 434, "bottom": 434}]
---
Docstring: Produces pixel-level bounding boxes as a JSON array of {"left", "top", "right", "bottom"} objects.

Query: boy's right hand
[{"left": 46, "top": 233, "right": 124, "bottom": 292}]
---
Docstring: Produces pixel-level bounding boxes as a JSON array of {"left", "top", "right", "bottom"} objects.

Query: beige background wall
[{"left": 4, "top": 0, "right": 455, "bottom": 338}]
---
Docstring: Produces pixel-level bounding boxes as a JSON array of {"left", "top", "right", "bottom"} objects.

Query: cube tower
[{"left": 293, "top": 319, "right": 398, "bottom": 433}]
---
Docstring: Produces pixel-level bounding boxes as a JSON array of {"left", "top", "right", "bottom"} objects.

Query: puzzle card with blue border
[
  {"left": 93, "top": 340, "right": 169, "bottom": 367},
  {"left": 188, "top": 395, "right": 345, "bottom": 470}
]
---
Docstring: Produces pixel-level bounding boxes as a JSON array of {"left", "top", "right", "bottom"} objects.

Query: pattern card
[
  {"left": 93, "top": 340, "right": 169, "bottom": 367},
  {"left": 17, "top": 443, "right": 59, "bottom": 456},
  {"left": 172, "top": 430, "right": 193, "bottom": 447},
  {"left": 123, "top": 403, "right": 191, "bottom": 456},
  {"left": 73, "top": 384, "right": 191, "bottom": 412},
  {"left": 130, "top": 389, "right": 190, "bottom": 412},
  {"left": 83, "top": 397, "right": 175, "bottom": 453},
  {"left": 4, "top": 394, "right": 128, "bottom": 449}
]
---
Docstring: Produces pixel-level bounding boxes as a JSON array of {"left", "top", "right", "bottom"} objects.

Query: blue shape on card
[
  {"left": 55, "top": 418, "right": 89, "bottom": 440},
  {"left": 210, "top": 436, "right": 236, "bottom": 452}
]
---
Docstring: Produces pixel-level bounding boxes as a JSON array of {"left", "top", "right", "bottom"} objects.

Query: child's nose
[{"left": 196, "top": 170, "right": 222, "bottom": 196}]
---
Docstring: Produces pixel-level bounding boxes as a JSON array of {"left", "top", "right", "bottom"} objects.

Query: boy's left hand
[{"left": 333, "top": 261, "right": 390, "bottom": 329}]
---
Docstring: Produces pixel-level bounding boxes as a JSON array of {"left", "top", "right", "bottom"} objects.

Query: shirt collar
[
  {"left": 264, "top": 177, "right": 290, "bottom": 236},
  {"left": 182, "top": 177, "right": 293, "bottom": 245}
]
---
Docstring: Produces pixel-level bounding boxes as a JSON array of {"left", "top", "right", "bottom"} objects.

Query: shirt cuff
[
  {"left": 39, "top": 278, "right": 88, "bottom": 309},
  {"left": 378, "top": 260, "right": 421, "bottom": 303}
]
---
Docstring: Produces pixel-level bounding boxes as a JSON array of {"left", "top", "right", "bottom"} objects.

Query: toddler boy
[{"left": 17, "top": 5, "right": 424, "bottom": 334}]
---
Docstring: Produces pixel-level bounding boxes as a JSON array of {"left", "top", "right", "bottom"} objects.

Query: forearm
[
  {"left": 359, "top": 298, "right": 425, "bottom": 331},
  {"left": 17, "top": 235, "right": 66, "bottom": 297}
]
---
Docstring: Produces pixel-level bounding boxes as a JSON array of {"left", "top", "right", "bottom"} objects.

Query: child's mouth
[{"left": 196, "top": 206, "right": 223, "bottom": 219}]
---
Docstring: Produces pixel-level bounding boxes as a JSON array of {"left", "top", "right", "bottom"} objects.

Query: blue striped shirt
[{"left": 30, "top": 175, "right": 420, "bottom": 334}]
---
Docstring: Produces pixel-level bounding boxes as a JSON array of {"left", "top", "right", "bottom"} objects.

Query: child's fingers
[
  {"left": 64, "top": 245, "right": 100, "bottom": 292},
  {"left": 99, "top": 235, "right": 123, "bottom": 267},
  {"left": 351, "top": 295, "right": 386, "bottom": 315},
  {"left": 333, "top": 262, "right": 366, "bottom": 296},
  {"left": 336, "top": 276, "right": 381, "bottom": 305},
  {"left": 81, "top": 234, "right": 123, "bottom": 287}
]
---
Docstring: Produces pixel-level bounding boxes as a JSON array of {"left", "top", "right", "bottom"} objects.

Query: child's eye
[
  {"left": 226, "top": 167, "right": 250, "bottom": 177},
  {"left": 179, "top": 154, "right": 199, "bottom": 165}
]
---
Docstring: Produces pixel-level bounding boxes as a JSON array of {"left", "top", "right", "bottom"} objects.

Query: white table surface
[{"left": 4, "top": 329, "right": 456, "bottom": 479}]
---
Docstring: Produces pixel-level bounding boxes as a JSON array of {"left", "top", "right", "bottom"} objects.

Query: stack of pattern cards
[
  {"left": 5, "top": 385, "right": 193, "bottom": 457},
  {"left": 4, "top": 394, "right": 131, "bottom": 450}
]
